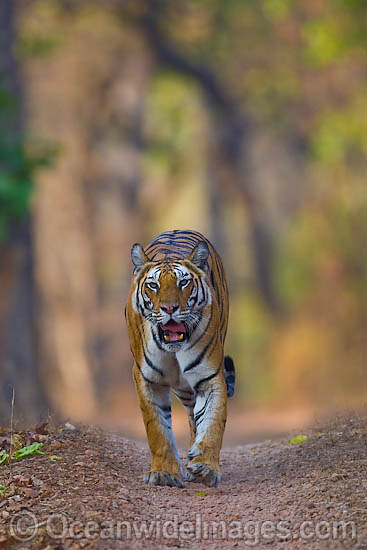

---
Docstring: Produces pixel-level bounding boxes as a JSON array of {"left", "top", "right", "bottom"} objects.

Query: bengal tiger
[{"left": 125, "top": 229, "right": 235, "bottom": 488}]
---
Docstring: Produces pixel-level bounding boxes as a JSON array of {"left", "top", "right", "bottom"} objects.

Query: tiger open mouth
[{"left": 159, "top": 320, "right": 188, "bottom": 343}]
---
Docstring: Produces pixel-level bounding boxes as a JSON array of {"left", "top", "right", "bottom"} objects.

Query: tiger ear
[
  {"left": 131, "top": 243, "right": 149, "bottom": 274},
  {"left": 188, "top": 241, "right": 209, "bottom": 271}
]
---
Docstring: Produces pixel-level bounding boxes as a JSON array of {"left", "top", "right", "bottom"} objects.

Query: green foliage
[
  {"left": 311, "top": 94, "right": 366, "bottom": 163},
  {"left": 144, "top": 71, "right": 204, "bottom": 178},
  {"left": 229, "top": 294, "right": 274, "bottom": 404},
  {"left": 0, "top": 443, "right": 44, "bottom": 465},
  {"left": 303, "top": 19, "right": 344, "bottom": 67},
  {"left": 0, "top": 85, "right": 55, "bottom": 242},
  {"left": 0, "top": 484, "right": 4, "bottom": 495},
  {"left": 263, "top": 0, "right": 292, "bottom": 21},
  {"left": 14, "top": 442, "right": 44, "bottom": 460},
  {"left": 289, "top": 435, "right": 308, "bottom": 445},
  {"left": 0, "top": 451, "right": 8, "bottom": 465},
  {"left": 275, "top": 213, "right": 319, "bottom": 308},
  {"left": 17, "top": 31, "right": 62, "bottom": 60},
  {"left": 276, "top": 177, "right": 367, "bottom": 310}
]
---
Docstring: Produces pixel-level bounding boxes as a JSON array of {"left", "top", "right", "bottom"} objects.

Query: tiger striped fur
[{"left": 125, "top": 230, "right": 235, "bottom": 488}]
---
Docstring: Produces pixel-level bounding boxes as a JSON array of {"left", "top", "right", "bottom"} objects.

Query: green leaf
[
  {"left": 14, "top": 443, "right": 44, "bottom": 460},
  {"left": 196, "top": 491, "right": 207, "bottom": 496},
  {"left": 49, "top": 455, "right": 62, "bottom": 461},
  {"left": 0, "top": 451, "right": 9, "bottom": 465},
  {"left": 0, "top": 484, "right": 4, "bottom": 495},
  {"left": 289, "top": 435, "right": 308, "bottom": 445}
]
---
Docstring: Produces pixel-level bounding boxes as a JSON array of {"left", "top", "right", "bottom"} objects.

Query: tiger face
[{"left": 131, "top": 241, "right": 211, "bottom": 351}]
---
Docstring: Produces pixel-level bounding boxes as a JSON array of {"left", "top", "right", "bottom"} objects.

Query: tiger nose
[{"left": 160, "top": 303, "right": 179, "bottom": 315}]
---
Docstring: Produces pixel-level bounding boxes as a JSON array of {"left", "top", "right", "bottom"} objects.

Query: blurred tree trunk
[
  {"left": 27, "top": 8, "right": 150, "bottom": 418},
  {"left": 136, "top": 3, "right": 281, "bottom": 313},
  {"left": 0, "top": 0, "right": 48, "bottom": 425},
  {"left": 83, "top": 34, "right": 151, "bottom": 406},
  {"left": 206, "top": 161, "right": 227, "bottom": 258},
  {"left": 28, "top": 25, "right": 99, "bottom": 420}
]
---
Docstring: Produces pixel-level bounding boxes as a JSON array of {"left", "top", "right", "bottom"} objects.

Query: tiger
[{"left": 125, "top": 229, "right": 235, "bottom": 488}]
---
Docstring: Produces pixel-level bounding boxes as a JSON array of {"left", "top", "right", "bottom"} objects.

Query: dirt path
[{"left": 1, "top": 415, "right": 367, "bottom": 549}]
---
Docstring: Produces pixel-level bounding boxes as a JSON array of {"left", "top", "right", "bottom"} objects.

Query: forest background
[{"left": 0, "top": 0, "right": 366, "bottom": 444}]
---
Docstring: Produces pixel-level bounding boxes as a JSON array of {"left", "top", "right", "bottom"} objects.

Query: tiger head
[{"left": 130, "top": 241, "right": 211, "bottom": 351}]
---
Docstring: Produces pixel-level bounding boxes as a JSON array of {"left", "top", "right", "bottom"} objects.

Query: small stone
[
  {"left": 64, "top": 422, "right": 77, "bottom": 431},
  {"left": 85, "top": 449, "right": 98, "bottom": 456},
  {"left": 330, "top": 473, "right": 342, "bottom": 482}
]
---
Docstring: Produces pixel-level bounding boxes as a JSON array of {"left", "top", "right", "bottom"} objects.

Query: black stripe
[
  {"left": 143, "top": 347, "right": 163, "bottom": 376},
  {"left": 136, "top": 274, "right": 148, "bottom": 311},
  {"left": 136, "top": 285, "right": 141, "bottom": 311},
  {"left": 197, "top": 278, "right": 206, "bottom": 306},
  {"left": 136, "top": 362, "right": 169, "bottom": 386},
  {"left": 186, "top": 306, "right": 213, "bottom": 351},
  {"left": 214, "top": 254, "right": 224, "bottom": 305},
  {"left": 135, "top": 324, "right": 163, "bottom": 376},
  {"left": 190, "top": 280, "right": 199, "bottom": 306},
  {"left": 194, "top": 389, "right": 214, "bottom": 422},
  {"left": 207, "top": 330, "right": 220, "bottom": 361},
  {"left": 156, "top": 404, "right": 171, "bottom": 413},
  {"left": 143, "top": 298, "right": 152, "bottom": 310},
  {"left": 164, "top": 237, "right": 197, "bottom": 245},
  {"left": 175, "top": 388, "right": 195, "bottom": 396},
  {"left": 184, "top": 331, "right": 216, "bottom": 372},
  {"left": 173, "top": 238, "right": 198, "bottom": 246},
  {"left": 194, "top": 365, "right": 221, "bottom": 392},
  {"left": 144, "top": 232, "right": 206, "bottom": 254},
  {"left": 152, "top": 329, "right": 164, "bottom": 351},
  {"left": 176, "top": 396, "right": 195, "bottom": 404},
  {"left": 154, "top": 403, "right": 172, "bottom": 419}
]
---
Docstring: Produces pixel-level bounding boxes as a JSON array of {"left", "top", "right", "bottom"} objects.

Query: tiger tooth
[{"left": 178, "top": 333, "right": 184, "bottom": 340}]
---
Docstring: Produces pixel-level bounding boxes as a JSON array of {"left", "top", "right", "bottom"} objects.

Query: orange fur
[{"left": 125, "top": 230, "right": 231, "bottom": 487}]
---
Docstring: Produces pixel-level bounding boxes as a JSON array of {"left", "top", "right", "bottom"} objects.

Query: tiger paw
[
  {"left": 186, "top": 462, "right": 221, "bottom": 487},
  {"left": 144, "top": 470, "right": 185, "bottom": 488},
  {"left": 187, "top": 442, "right": 202, "bottom": 461}
]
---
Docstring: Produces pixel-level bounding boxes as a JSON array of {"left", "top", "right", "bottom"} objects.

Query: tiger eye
[
  {"left": 179, "top": 279, "right": 190, "bottom": 289},
  {"left": 147, "top": 282, "right": 158, "bottom": 291}
]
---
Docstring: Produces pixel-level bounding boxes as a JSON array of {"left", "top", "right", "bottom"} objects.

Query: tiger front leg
[
  {"left": 133, "top": 364, "right": 184, "bottom": 488},
  {"left": 186, "top": 374, "right": 227, "bottom": 487}
]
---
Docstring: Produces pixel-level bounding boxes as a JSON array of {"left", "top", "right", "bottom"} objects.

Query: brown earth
[{"left": 1, "top": 414, "right": 367, "bottom": 550}]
